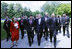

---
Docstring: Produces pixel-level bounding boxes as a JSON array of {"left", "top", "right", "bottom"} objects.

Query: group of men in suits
[{"left": 3, "top": 13, "right": 70, "bottom": 48}]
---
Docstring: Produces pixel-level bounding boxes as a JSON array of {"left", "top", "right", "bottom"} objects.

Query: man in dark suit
[
  {"left": 62, "top": 14, "right": 70, "bottom": 38},
  {"left": 34, "top": 15, "right": 38, "bottom": 35},
  {"left": 19, "top": 16, "right": 26, "bottom": 39},
  {"left": 26, "top": 15, "right": 35, "bottom": 46},
  {"left": 49, "top": 13, "right": 58, "bottom": 48},
  {"left": 3, "top": 16, "right": 11, "bottom": 41},
  {"left": 36, "top": 14, "right": 45, "bottom": 46},
  {"left": 56, "top": 15, "right": 61, "bottom": 34},
  {"left": 42, "top": 12, "right": 50, "bottom": 40}
]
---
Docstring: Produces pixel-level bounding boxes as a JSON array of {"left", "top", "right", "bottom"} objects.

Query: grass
[
  {"left": 1, "top": 20, "right": 5, "bottom": 23},
  {"left": 1, "top": 23, "right": 7, "bottom": 40}
]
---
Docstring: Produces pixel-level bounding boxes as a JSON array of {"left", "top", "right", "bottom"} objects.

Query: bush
[{"left": 1, "top": 23, "right": 7, "bottom": 40}]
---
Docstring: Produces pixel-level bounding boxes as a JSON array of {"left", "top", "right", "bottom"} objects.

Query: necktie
[
  {"left": 21, "top": 20, "right": 23, "bottom": 22},
  {"left": 21, "top": 20, "right": 23, "bottom": 25}
]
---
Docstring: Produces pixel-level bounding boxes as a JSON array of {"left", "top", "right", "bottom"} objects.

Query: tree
[
  {"left": 32, "top": 10, "right": 40, "bottom": 16},
  {"left": 7, "top": 3, "right": 15, "bottom": 18},
  {"left": 14, "top": 3, "right": 23, "bottom": 18},
  {"left": 41, "top": 1, "right": 61, "bottom": 16},
  {"left": 1, "top": 2, "right": 8, "bottom": 18},
  {"left": 23, "top": 7, "right": 32, "bottom": 17},
  {"left": 56, "top": 3, "right": 71, "bottom": 17}
]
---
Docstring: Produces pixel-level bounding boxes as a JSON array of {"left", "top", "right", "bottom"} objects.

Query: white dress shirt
[
  {"left": 45, "top": 17, "right": 47, "bottom": 22},
  {"left": 38, "top": 18, "right": 41, "bottom": 25}
]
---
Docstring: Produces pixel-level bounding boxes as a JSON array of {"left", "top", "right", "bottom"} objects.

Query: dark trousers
[
  {"left": 58, "top": 25, "right": 61, "bottom": 33},
  {"left": 63, "top": 25, "right": 69, "bottom": 37},
  {"left": 56, "top": 25, "right": 61, "bottom": 35},
  {"left": 50, "top": 29, "right": 53, "bottom": 42},
  {"left": 21, "top": 29, "right": 24, "bottom": 39},
  {"left": 6, "top": 30, "right": 11, "bottom": 41},
  {"left": 54, "top": 35, "right": 56, "bottom": 48},
  {"left": 50, "top": 29, "right": 57, "bottom": 48},
  {"left": 37, "top": 31, "right": 43, "bottom": 46},
  {"left": 27, "top": 30, "right": 34, "bottom": 46},
  {"left": 43, "top": 28, "right": 48, "bottom": 40}
]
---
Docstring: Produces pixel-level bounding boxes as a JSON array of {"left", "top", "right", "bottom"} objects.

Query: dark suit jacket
[
  {"left": 36, "top": 18, "right": 45, "bottom": 33},
  {"left": 49, "top": 17, "right": 58, "bottom": 36},
  {"left": 62, "top": 16, "right": 70, "bottom": 26},
  {"left": 26, "top": 19, "right": 35, "bottom": 32},
  {"left": 19, "top": 19, "right": 26, "bottom": 30},
  {"left": 3, "top": 20, "right": 11, "bottom": 31},
  {"left": 42, "top": 16, "right": 50, "bottom": 29}
]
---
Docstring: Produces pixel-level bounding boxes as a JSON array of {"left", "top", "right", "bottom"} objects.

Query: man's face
[
  {"left": 51, "top": 14, "right": 55, "bottom": 17},
  {"left": 30, "top": 16, "right": 33, "bottom": 19},
  {"left": 45, "top": 14, "right": 48, "bottom": 16},
  {"left": 38, "top": 15, "right": 41, "bottom": 19},
  {"left": 63, "top": 14, "right": 66, "bottom": 17},
  {"left": 21, "top": 17, "right": 23, "bottom": 19}
]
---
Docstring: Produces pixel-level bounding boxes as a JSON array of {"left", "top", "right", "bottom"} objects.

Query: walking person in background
[
  {"left": 34, "top": 14, "right": 38, "bottom": 35},
  {"left": 55, "top": 15, "right": 61, "bottom": 35},
  {"left": 10, "top": 17, "right": 20, "bottom": 48},
  {"left": 42, "top": 12, "right": 50, "bottom": 41},
  {"left": 19, "top": 16, "right": 26, "bottom": 39},
  {"left": 26, "top": 15, "right": 35, "bottom": 46},
  {"left": 3, "top": 16, "right": 11, "bottom": 42},
  {"left": 62, "top": 14, "right": 70, "bottom": 38}
]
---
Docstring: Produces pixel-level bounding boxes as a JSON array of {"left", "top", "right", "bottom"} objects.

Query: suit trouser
[
  {"left": 6, "top": 30, "right": 11, "bottom": 41},
  {"left": 27, "top": 30, "right": 34, "bottom": 46},
  {"left": 53, "top": 29, "right": 57, "bottom": 48},
  {"left": 44, "top": 28, "right": 48, "bottom": 40},
  {"left": 59, "top": 25, "right": 61, "bottom": 33},
  {"left": 54, "top": 35, "right": 56, "bottom": 48},
  {"left": 21, "top": 29, "right": 24, "bottom": 39},
  {"left": 49, "top": 29, "right": 53, "bottom": 42},
  {"left": 58, "top": 25, "right": 61, "bottom": 33},
  {"left": 37, "top": 31, "right": 43, "bottom": 46},
  {"left": 63, "top": 25, "right": 69, "bottom": 37}
]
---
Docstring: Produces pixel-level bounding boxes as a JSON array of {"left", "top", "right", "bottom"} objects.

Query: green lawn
[
  {"left": 1, "top": 20, "right": 5, "bottom": 23},
  {"left": 1, "top": 23, "right": 7, "bottom": 40}
]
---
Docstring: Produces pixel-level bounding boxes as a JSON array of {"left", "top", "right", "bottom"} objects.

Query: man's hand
[
  {"left": 32, "top": 27, "right": 34, "bottom": 30},
  {"left": 65, "top": 22, "right": 68, "bottom": 24},
  {"left": 48, "top": 28, "right": 49, "bottom": 31},
  {"left": 43, "top": 29, "right": 45, "bottom": 32}
]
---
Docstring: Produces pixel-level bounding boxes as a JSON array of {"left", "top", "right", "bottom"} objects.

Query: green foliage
[
  {"left": 41, "top": 1, "right": 61, "bottom": 16},
  {"left": 56, "top": 3, "right": 71, "bottom": 17},
  {"left": 1, "top": 2, "right": 71, "bottom": 18},
  {"left": 41, "top": 1, "right": 71, "bottom": 17},
  {"left": 1, "top": 2, "right": 8, "bottom": 18},
  {"left": 1, "top": 23, "right": 7, "bottom": 40},
  {"left": 7, "top": 3, "right": 15, "bottom": 18}
]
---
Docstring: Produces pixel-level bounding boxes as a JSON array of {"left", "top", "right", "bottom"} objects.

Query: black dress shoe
[
  {"left": 10, "top": 45, "right": 14, "bottom": 48},
  {"left": 68, "top": 36, "right": 70, "bottom": 38},
  {"left": 50, "top": 40, "right": 52, "bottom": 43},
  {"left": 29, "top": 44, "right": 31, "bottom": 47},
  {"left": 45, "top": 38, "right": 48, "bottom": 41},
  {"left": 63, "top": 34, "right": 65, "bottom": 36},
  {"left": 21, "top": 37, "right": 23, "bottom": 39},
  {"left": 6, "top": 39, "right": 8, "bottom": 42},
  {"left": 38, "top": 44, "right": 40, "bottom": 46},
  {"left": 54, "top": 46, "right": 56, "bottom": 48}
]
